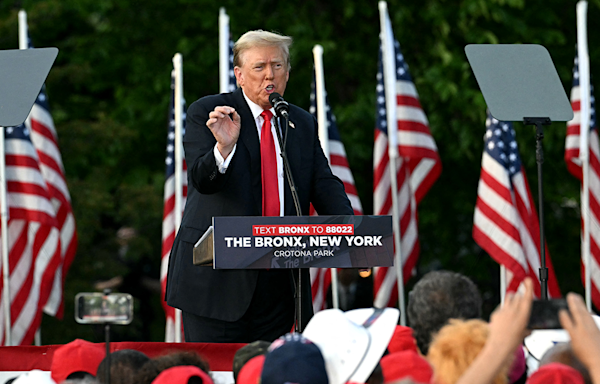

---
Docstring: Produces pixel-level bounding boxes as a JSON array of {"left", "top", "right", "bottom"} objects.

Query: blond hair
[
  {"left": 233, "top": 30, "right": 292, "bottom": 71},
  {"left": 427, "top": 319, "right": 512, "bottom": 384}
]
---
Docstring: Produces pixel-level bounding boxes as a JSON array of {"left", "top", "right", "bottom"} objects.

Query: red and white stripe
[
  {"left": 309, "top": 74, "right": 364, "bottom": 312},
  {"left": 26, "top": 103, "right": 77, "bottom": 317},
  {"left": 160, "top": 167, "right": 187, "bottom": 341},
  {"left": 310, "top": 267, "right": 331, "bottom": 312},
  {"left": 329, "top": 140, "right": 363, "bottom": 216},
  {"left": 473, "top": 149, "right": 561, "bottom": 298},
  {"left": 373, "top": 78, "right": 441, "bottom": 308},
  {"left": 310, "top": 140, "right": 364, "bottom": 312},
  {"left": 160, "top": 67, "right": 187, "bottom": 341},
  {"left": 565, "top": 77, "right": 600, "bottom": 308},
  {"left": 0, "top": 126, "right": 62, "bottom": 345}
]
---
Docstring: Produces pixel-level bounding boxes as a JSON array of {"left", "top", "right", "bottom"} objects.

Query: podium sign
[{"left": 212, "top": 215, "right": 393, "bottom": 269}]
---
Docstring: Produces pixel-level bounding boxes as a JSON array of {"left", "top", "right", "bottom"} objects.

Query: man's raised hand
[{"left": 206, "top": 106, "right": 241, "bottom": 160}]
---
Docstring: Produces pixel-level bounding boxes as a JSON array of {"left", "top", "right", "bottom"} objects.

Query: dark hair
[
  {"left": 407, "top": 270, "right": 482, "bottom": 355},
  {"left": 232, "top": 341, "right": 271, "bottom": 383},
  {"left": 66, "top": 372, "right": 96, "bottom": 380},
  {"left": 97, "top": 349, "right": 150, "bottom": 384},
  {"left": 134, "top": 351, "right": 210, "bottom": 384},
  {"left": 188, "top": 377, "right": 204, "bottom": 384}
]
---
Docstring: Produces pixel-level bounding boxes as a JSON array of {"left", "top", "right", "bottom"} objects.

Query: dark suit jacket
[{"left": 165, "top": 88, "right": 353, "bottom": 328}]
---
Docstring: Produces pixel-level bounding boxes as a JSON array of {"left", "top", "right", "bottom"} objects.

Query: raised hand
[
  {"left": 559, "top": 292, "right": 600, "bottom": 384},
  {"left": 206, "top": 106, "right": 241, "bottom": 160},
  {"left": 454, "top": 278, "right": 533, "bottom": 384},
  {"left": 488, "top": 277, "right": 534, "bottom": 355}
]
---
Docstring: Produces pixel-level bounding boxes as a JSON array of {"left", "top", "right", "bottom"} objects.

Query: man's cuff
[{"left": 214, "top": 144, "right": 237, "bottom": 174}]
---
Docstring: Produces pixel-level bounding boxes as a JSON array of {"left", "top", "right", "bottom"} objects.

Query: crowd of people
[{"left": 5, "top": 270, "right": 600, "bottom": 384}]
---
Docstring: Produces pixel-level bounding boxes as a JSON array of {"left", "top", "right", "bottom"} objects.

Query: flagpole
[
  {"left": 172, "top": 53, "right": 184, "bottom": 341},
  {"left": 219, "top": 8, "right": 230, "bottom": 94},
  {"left": 18, "top": 10, "right": 27, "bottom": 50},
  {"left": 0, "top": 124, "right": 11, "bottom": 346},
  {"left": 379, "top": 1, "right": 406, "bottom": 325},
  {"left": 0, "top": 8, "right": 33, "bottom": 347},
  {"left": 576, "top": 0, "right": 592, "bottom": 311},
  {"left": 19, "top": 9, "right": 42, "bottom": 346},
  {"left": 312, "top": 44, "right": 340, "bottom": 310}
]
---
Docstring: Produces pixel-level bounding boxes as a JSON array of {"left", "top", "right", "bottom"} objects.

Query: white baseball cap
[
  {"left": 303, "top": 307, "right": 399, "bottom": 384},
  {"left": 13, "top": 370, "right": 56, "bottom": 384}
]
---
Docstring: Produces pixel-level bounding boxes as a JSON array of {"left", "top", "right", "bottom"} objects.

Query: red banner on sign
[{"left": 252, "top": 224, "right": 354, "bottom": 236}]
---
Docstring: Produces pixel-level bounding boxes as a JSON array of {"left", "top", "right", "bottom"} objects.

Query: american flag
[
  {"left": 309, "top": 73, "right": 364, "bottom": 311},
  {"left": 220, "top": 8, "right": 237, "bottom": 94},
  {"left": 160, "top": 69, "right": 187, "bottom": 342},
  {"left": 473, "top": 112, "right": 561, "bottom": 298},
  {"left": 226, "top": 38, "right": 236, "bottom": 92},
  {"left": 373, "top": 38, "right": 441, "bottom": 308},
  {"left": 0, "top": 123, "right": 62, "bottom": 345},
  {"left": 565, "top": 54, "right": 600, "bottom": 308},
  {"left": 23, "top": 32, "right": 77, "bottom": 318}
]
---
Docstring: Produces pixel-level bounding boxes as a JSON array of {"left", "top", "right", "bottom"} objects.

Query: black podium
[{"left": 193, "top": 215, "right": 394, "bottom": 331}]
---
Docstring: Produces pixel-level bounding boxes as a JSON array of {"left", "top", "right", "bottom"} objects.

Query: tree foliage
[{"left": 0, "top": 0, "right": 598, "bottom": 342}]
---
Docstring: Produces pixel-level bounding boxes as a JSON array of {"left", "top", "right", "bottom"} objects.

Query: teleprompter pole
[{"left": 523, "top": 117, "right": 551, "bottom": 300}]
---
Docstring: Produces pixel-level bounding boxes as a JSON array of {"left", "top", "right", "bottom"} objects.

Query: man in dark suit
[{"left": 165, "top": 30, "right": 353, "bottom": 343}]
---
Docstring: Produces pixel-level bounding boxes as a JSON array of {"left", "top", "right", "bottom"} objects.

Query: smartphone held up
[{"left": 527, "top": 299, "right": 569, "bottom": 330}]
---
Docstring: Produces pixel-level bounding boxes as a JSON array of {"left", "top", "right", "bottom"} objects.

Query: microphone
[{"left": 269, "top": 92, "right": 289, "bottom": 118}]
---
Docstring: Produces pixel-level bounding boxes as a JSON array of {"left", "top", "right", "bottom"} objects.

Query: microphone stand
[{"left": 273, "top": 112, "right": 304, "bottom": 332}]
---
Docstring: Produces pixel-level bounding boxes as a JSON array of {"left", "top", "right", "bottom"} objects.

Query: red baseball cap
[
  {"left": 388, "top": 325, "right": 418, "bottom": 353},
  {"left": 527, "top": 363, "right": 585, "bottom": 384},
  {"left": 152, "top": 366, "right": 214, "bottom": 384},
  {"left": 50, "top": 339, "right": 105, "bottom": 383},
  {"left": 380, "top": 350, "right": 433, "bottom": 384},
  {"left": 237, "top": 355, "right": 265, "bottom": 384}
]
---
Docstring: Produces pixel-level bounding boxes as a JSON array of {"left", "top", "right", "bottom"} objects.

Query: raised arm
[{"left": 454, "top": 278, "right": 533, "bottom": 384}]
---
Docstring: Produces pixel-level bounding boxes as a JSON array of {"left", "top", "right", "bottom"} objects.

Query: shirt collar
[{"left": 242, "top": 89, "right": 275, "bottom": 120}]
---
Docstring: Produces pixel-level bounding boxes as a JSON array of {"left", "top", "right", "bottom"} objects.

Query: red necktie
[{"left": 260, "top": 110, "right": 279, "bottom": 216}]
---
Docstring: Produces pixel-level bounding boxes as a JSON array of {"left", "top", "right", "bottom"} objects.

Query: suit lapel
[{"left": 233, "top": 88, "right": 262, "bottom": 214}]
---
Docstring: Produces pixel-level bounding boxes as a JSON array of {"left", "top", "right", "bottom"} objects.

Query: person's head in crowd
[
  {"left": 96, "top": 349, "right": 150, "bottom": 384},
  {"left": 12, "top": 370, "right": 57, "bottom": 384},
  {"left": 260, "top": 333, "right": 328, "bottom": 384},
  {"left": 50, "top": 339, "right": 105, "bottom": 384},
  {"left": 61, "top": 377, "right": 98, "bottom": 384},
  {"left": 427, "top": 319, "right": 511, "bottom": 384},
  {"left": 237, "top": 355, "right": 265, "bottom": 384},
  {"left": 366, "top": 363, "right": 384, "bottom": 384},
  {"left": 526, "top": 362, "right": 585, "bottom": 384},
  {"left": 232, "top": 340, "right": 270, "bottom": 383},
  {"left": 303, "top": 307, "right": 399, "bottom": 384},
  {"left": 381, "top": 350, "right": 433, "bottom": 384},
  {"left": 539, "top": 342, "right": 591, "bottom": 384},
  {"left": 388, "top": 326, "right": 418, "bottom": 354},
  {"left": 407, "top": 270, "right": 482, "bottom": 355},
  {"left": 151, "top": 366, "right": 213, "bottom": 384},
  {"left": 135, "top": 351, "right": 210, "bottom": 384}
]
